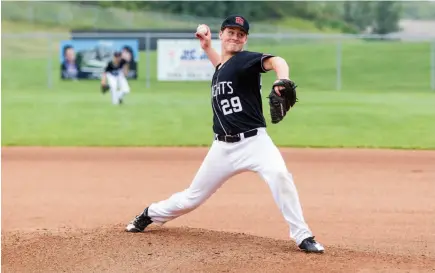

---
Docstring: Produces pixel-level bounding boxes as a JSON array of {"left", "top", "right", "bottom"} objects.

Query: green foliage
[
  {"left": 372, "top": 2, "right": 402, "bottom": 35},
  {"left": 0, "top": 2, "right": 299, "bottom": 33},
  {"left": 343, "top": 1, "right": 374, "bottom": 31},
  {"left": 401, "top": 1, "right": 435, "bottom": 20},
  {"left": 2, "top": 1, "right": 406, "bottom": 34},
  {"left": 2, "top": 1, "right": 404, "bottom": 35},
  {"left": 342, "top": 1, "right": 402, "bottom": 34},
  {"left": 84, "top": 1, "right": 403, "bottom": 35}
]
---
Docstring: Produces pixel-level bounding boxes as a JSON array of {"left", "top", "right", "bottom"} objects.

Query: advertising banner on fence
[
  {"left": 59, "top": 39, "right": 139, "bottom": 80},
  {"left": 157, "top": 39, "right": 221, "bottom": 81}
]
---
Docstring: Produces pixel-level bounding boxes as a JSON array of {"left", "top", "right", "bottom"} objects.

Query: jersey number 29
[{"left": 221, "top": 96, "right": 243, "bottom": 115}]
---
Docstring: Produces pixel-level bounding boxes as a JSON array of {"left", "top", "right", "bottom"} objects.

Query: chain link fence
[{"left": 2, "top": 31, "right": 435, "bottom": 92}]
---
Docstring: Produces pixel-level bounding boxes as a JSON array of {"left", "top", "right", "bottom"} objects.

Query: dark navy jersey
[
  {"left": 211, "top": 51, "right": 274, "bottom": 135},
  {"left": 105, "top": 59, "right": 128, "bottom": 76}
]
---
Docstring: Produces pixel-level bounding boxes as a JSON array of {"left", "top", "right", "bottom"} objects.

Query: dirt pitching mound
[
  {"left": 2, "top": 147, "right": 435, "bottom": 272},
  {"left": 2, "top": 225, "right": 433, "bottom": 273}
]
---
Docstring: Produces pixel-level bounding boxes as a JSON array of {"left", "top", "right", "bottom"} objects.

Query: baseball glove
[
  {"left": 101, "top": 83, "right": 110, "bottom": 94},
  {"left": 267, "top": 79, "right": 298, "bottom": 124}
]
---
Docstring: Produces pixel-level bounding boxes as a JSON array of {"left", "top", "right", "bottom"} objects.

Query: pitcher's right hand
[{"left": 195, "top": 24, "right": 212, "bottom": 50}]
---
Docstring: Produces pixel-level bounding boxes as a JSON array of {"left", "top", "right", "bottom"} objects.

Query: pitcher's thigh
[
  {"left": 251, "top": 134, "right": 288, "bottom": 174},
  {"left": 148, "top": 141, "right": 236, "bottom": 222},
  {"left": 119, "top": 75, "right": 130, "bottom": 92},
  {"left": 107, "top": 74, "right": 117, "bottom": 89},
  {"left": 250, "top": 134, "right": 297, "bottom": 192},
  {"left": 186, "top": 142, "right": 236, "bottom": 200}
]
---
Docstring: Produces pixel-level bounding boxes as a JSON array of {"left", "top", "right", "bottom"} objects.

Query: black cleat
[
  {"left": 298, "top": 236, "right": 325, "bottom": 253},
  {"left": 125, "top": 207, "right": 153, "bottom": 232}
]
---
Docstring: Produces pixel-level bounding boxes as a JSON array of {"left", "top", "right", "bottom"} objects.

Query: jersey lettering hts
[{"left": 211, "top": 51, "right": 274, "bottom": 135}]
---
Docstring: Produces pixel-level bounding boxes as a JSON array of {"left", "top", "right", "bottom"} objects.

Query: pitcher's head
[{"left": 219, "top": 15, "right": 249, "bottom": 54}]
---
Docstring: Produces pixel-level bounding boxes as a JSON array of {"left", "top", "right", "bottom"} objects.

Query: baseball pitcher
[{"left": 125, "top": 15, "right": 324, "bottom": 254}]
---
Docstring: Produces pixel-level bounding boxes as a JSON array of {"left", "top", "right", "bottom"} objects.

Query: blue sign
[{"left": 59, "top": 39, "right": 139, "bottom": 80}]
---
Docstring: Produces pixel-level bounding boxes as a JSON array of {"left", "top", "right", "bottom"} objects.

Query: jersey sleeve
[
  {"left": 238, "top": 51, "right": 275, "bottom": 74},
  {"left": 104, "top": 62, "right": 112, "bottom": 72}
]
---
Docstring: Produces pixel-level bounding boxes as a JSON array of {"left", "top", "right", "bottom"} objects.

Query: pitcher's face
[{"left": 220, "top": 27, "right": 247, "bottom": 54}]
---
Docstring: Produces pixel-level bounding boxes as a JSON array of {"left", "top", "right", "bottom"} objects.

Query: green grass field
[
  {"left": 3, "top": 86, "right": 434, "bottom": 149},
  {"left": 2, "top": 22, "right": 435, "bottom": 149}
]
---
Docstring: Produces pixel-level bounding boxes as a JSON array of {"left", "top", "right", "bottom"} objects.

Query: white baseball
[{"left": 196, "top": 24, "right": 208, "bottom": 35}]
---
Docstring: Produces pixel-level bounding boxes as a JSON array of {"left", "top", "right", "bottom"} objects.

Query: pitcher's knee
[
  {"left": 267, "top": 168, "right": 293, "bottom": 182},
  {"left": 265, "top": 169, "right": 298, "bottom": 198}
]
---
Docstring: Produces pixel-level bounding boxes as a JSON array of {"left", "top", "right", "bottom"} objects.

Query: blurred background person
[
  {"left": 121, "top": 45, "right": 137, "bottom": 79},
  {"left": 61, "top": 44, "right": 80, "bottom": 80},
  {"left": 100, "top": 51, "right": 130, "bottom": 105}
]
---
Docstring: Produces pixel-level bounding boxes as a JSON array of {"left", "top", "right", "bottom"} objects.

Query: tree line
[
  {"left": 79, "top": 1, "right": 405, "bottom": 34},
  {"left": 401, "top": 1, "right": 435, "bottom": 20}
]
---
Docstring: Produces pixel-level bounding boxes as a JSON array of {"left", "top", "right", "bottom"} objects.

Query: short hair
[
  {"left": 63, "top": 45, "right": 74, "bottom": 56},
  {"left": 122, "top": 45, "right": 134, "bottom": 59}
]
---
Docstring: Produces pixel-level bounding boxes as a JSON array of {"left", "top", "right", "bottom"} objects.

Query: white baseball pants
[
  {"left": 106, "top": 73, "right": 130, "bottom": 105},
  {"left": 147, "top": 128, "right": 314, "bottom": 245}
]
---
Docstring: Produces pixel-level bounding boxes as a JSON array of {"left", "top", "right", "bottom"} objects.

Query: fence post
[
  {"left": 336, "top": 39, "right": 342, "bottom": 91},
  {"left": 47, "top": 35, "right": 53, "bottom": 89},
  {"left": 145, "top": 33, "right": 151, "bottom": 88},
  {"left": 431, "top": 39, "right": 435, "bottom": 91}
]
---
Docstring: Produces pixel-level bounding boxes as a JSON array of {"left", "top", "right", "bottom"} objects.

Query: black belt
[{"left": 215, "top": 129, "right": 258, "bottom": 143}]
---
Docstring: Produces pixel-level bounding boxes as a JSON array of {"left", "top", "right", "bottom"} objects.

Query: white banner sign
[{"left": 157, "top": 39, "right": 221, "bottom": 81}]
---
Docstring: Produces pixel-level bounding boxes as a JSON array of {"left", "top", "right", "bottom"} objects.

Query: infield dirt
[{"left": 2, "top": 147, "right": 435, "bottom": 272}]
